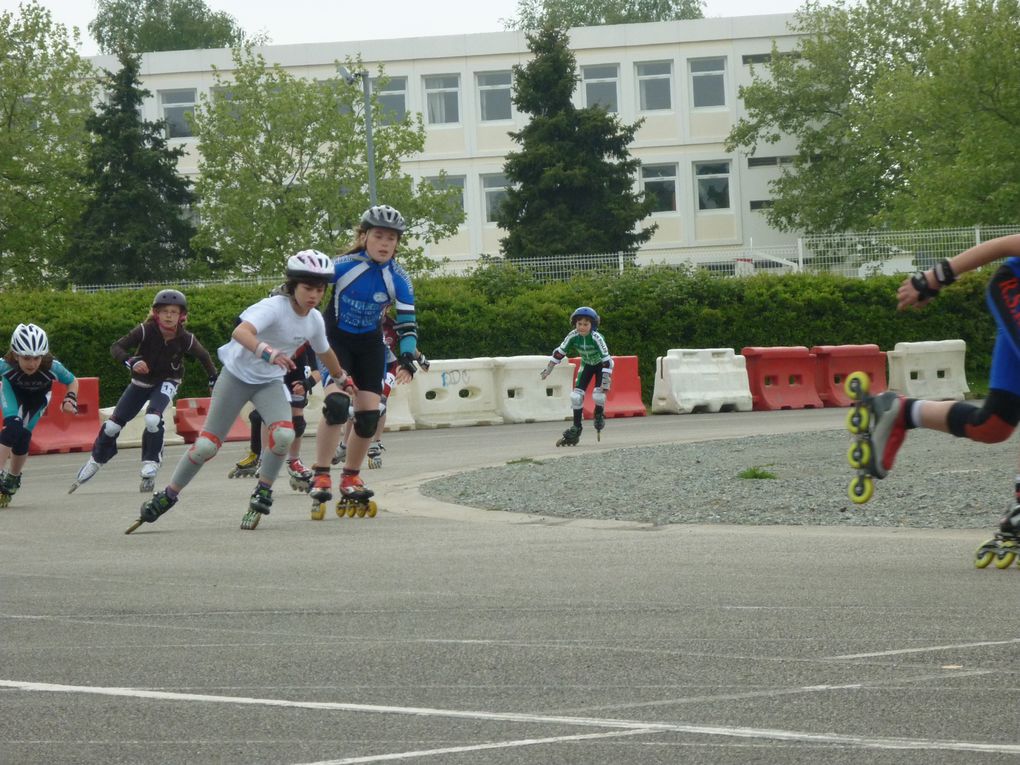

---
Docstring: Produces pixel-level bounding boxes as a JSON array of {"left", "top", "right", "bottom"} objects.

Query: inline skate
[
  {"left": 331, "top": 441, "right": 347, "bottom": 466},
  {"left": 0, "top": 471, "right": 21, "bottom": 508},
  {"left": 336, "top": 472, "right": 377, "bottom": 518},
  {"left": 593, "top": 409, "right": 605, "bottom": 442},
  {"left": 309, "top": 472, "right": 332, "bottom": 520},
  {"left": 228, "top": 451, "right": 259, "bottom": 479},
  {"left": 975, "top": 505, "right": 1020, "bottom": 569},
  {"left": 844, "top": 372, "right": 905, "bottom": 504},
  {"left": 556, "top": 424, "right": 582, "bottom": 447},
  {"left": 287, "top": 458, "right": 313, "bottom": 492},
  {"left": 367, "top": 442, "right": 385, "bottom": 469},
  {"left": 139, "top": 460, "right": 159, "bottom": 493},
  {"left": 125, "top": 490, "right": 177, "bottom": 534},
  {"left": 241, "top": 484, "right": 273, "bottom": 530},
  {"left": 68, "top": 458, "right": 101, "bottom": 494}
]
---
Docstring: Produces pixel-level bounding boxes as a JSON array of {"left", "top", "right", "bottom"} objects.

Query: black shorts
[{"left": 327, "top": 327, "right": 386, "bottom": 395}]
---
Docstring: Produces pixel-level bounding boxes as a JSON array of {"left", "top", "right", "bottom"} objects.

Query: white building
[{"left": 90, "top": 14, "right": 802, "bottom": 272}]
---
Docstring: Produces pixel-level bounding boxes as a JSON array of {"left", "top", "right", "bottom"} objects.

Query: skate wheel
[
  {"left": 847, "top": 440, "right": 871, "bottom": 470},
  {"left": 124, "top": 519, "right": 144, "bottom": 534},
  {"left": 355, "top": 503, "right": 367, "bottom": 517},
  {"left": 310, "top": 503, "right": 325, "bottom": 521},
  {"left": 240, "top": 510, "right": 261, "bottom": 530},
  {"left": 335, "top": 501, "right": 347, "bottom": 519},
  {"left": 844, "top": 371, "right": 871, "bottom": 400},
  {"left": 346, "top": 503, "right": 358, "bottom": 518},
  {"left": 994, "top": 545, "right": 1016, "bottom": 569},
  {"left": 848, "top": 475, "right": 874, "bottom": 504},
  {"left": 845, "top": 406, "right": 869, "bottom": 434},
  {"left": 366, "top": 501, "right": 378, "bottom": 518},
  {"left": 974, "top": 540, "right": 997, "bottom": 569}
]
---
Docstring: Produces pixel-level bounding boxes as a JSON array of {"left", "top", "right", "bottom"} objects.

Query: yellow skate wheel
[
  {"left": 0, "top": 494, "right": 9, "bottom": 509},
  {"left": 335, "top": 501, "right": 347, "bottom": 519},
  {"left": 974, "top": 540, "right": 997, "bottom": 569},
  {"left": 847, "top": 440, "right": 871, "bottom": 470},
  {"left": 848, "top": 475, "right": 874, "bottom": 504},
  {"left": 367, "top": 501, "right": 378, "bottom": 518},
  {"left": 310, "top": 503, "right": 325, "bottom": 521},
  {"left": 994, "top": 542, "right": 1017, "bottom": 569},
  {"left": 844, "top": 371, "right": 871, "bottom": 400},
  {"left": 346, "top": 503, "right": 358, "bottom": 518},
  {"left": 355, "top": 503, "right": 367, "bottom": 518},
  {"left": 846, "top": 406, "right": 869, "bottom": 434}
]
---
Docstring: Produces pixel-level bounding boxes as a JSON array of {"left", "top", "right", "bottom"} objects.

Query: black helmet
[
  {"left": 360, "top": 204, "right": 406, "bottom": 234},
  {"left": 152, "top": 289, "right": 188, "bottom": 312}
]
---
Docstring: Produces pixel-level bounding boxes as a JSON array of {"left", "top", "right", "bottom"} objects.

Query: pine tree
[
  {"left": 63, "top": 53, "right": 197, "bottom": 285},
  {"left": 498, "top": 26, "right": 655, "bottom": 260}
]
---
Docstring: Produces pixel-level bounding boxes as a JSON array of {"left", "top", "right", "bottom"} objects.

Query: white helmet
[
  {"left": 10, "top": 323, "right": 49, "bottom": 356},
  {"left": 360, "top": 204, "right": 406, "bottom": 234},
  {"left": 286, "top": 249, "right": 333, "bottom": 282}
]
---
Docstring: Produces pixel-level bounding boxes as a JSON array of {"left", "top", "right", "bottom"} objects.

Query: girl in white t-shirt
[{"left": 126, "top": 251, "right": 352, "bottom": 534}]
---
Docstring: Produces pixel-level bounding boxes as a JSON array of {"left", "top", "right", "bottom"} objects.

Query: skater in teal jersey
[
  {"left": 540, "top": 306, "right": 613, "bottom": 446},
  {"left": 850, "top": 234, "right": 1020, "bottom": 567},
  {"left": 126, "top": 251, "right": 350, "bottom": 533},
  {"left": 0, "top": 324, "right": 80, "bottom": 507}
]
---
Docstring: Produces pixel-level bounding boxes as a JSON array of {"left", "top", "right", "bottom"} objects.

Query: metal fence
[{"left": 71, "top": 225, "right": 1020, "bottom": 291}]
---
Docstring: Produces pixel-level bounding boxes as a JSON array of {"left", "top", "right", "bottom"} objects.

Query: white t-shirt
[{"left": 218, "top": 295, "right": 330, "bottom": 384}]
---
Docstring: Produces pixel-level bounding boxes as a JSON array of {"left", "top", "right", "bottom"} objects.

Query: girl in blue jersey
[
  {"left": 0, "top": 323, "right": 80, "bottom": 507},
  {"left": 310, "top": 205, "right": 420, "bottom": 505}
]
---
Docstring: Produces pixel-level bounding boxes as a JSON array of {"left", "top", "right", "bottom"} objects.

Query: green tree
[
  {"left": 503, "top": 0, "right": 703, "bottom": 29},
  {"left": 191, "top": 46, "right": 463, "bottom": 276},
  {"left": 498, "top": 26, "right": 656, "bottom": 259},
  {"left": 59, "top": 54, "right": 198, "bottom": 286},
  {"left": 89, "top": 0, "right": 246, "bottom": 54},
  {"left": 725, "top": 0, "right": 971, "bottom": 234},
  {"left": 0, "top": 1, "right": 94, "bottom": 286}
]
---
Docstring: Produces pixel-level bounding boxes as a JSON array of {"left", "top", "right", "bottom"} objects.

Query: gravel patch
[{"left": 420, "top": 428, "right": 1018, "bottom": 528}]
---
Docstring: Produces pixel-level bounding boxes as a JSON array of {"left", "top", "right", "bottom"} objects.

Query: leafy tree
[
  {"left": 503, "top": 0, "right": 703, "bottom": 29},
  {"left": 90, "top": 0, "right": 246, "bottom": 55},
  {"left": 498, "top": 26, "right": 656, "bottom": 259},
  {"left": 191, "top": 46, "right": 463, "bottom": 276},
  {"left": 0, "top": 1, "right": 94, "bottom": 286},
  {"left": 59, "top": 53, "right": 198, "bottom": 286}
]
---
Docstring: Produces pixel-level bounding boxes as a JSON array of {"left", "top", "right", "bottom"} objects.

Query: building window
[
  {"left": 425, "top": 175, "right": 466, "bottom": 226},
  {"left": 747, "top": 155, "right": 796, "bottom": 168},
  {"left": 636, "top": 61, "right": 672, "bottom": 112},
  {"left": 373, "top": 76, "right": 407, "bottom": 125},
  {"left": 424, "top": 74, "right": 460, "bottom": 125},
  {"left": 582, "top": 64, "right": 619, "bottom": 113},
  {"left": 160, "top": 88, "right": 197, "bottom": 138},
  {"left": 641, "top": 163, "right": 678, "bottom": 212},
  {"left": 482, "top": 173, "right": 509, "bottom": 223},
  {"left": 695, "top": 161, "right": 731, "bottom": 210},
  {"left": 477, "top": 71, "right": 512, "bottom": 122},
  {"left": 689, "top": 58, "right": 726, "bottom": 108},
  {"left": 749, "top": 199, "right": 774, "bottom": 210}
]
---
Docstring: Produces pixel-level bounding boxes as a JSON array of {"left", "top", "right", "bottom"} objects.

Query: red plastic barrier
[
  {"left": 29, "top": 378, "right": 101, "bottom": 455},
  {"left": 811, "top": 344, "right": 887, "bottom": 407},
  {"left": 568, "top": 355, "right": 647, "bottom": 419},
  {"left": 741, "top": 347, "right": 824, "bottom": 411},
  {"left": 174, "top": 398, "right": 251, "bottom": 444}
]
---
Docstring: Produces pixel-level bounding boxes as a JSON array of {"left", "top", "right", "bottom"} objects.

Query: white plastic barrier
[
  {"left": 493, "top": 355, "right": 573, "bottom": 423},
  {"left": 99, "top": 406, "right": 186, "bottom": 449},
  {"left": 405, "top": 358, "right": 505, "bottom": 428},
  {"left": 651, "top": 348, "right": 753, "bottom": 414},
  {"left": 887, "top": 339, "right": 969, "bottom": 400},
  {"left": 382, "top": 381, "right": 417, "bottom": 431}
]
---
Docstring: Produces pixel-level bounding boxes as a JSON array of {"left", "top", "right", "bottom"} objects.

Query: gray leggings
[{"left": 169, "top": 369, "right": 292, "bottom": 492}]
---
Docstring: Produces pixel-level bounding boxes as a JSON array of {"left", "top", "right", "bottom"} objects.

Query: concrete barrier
[
  {"left": 887, "top": 339, "right": 969, "bottom": 400},
  {"left": 651, "top": 348, "right": 752, "bottom": 414},
  {"left": 405, "top": 358, "right": 504, "bottom": 428},
  {"left": 494, "top": 355, "right": 572, "bottom": 423}
]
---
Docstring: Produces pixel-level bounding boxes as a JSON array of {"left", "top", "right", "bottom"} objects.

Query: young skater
[
  {"left": 0, "top": 324, "right": 80, "bottom": 507},
  {"left": 855, "top": 234, "right": 1020, "bottom": 566},
  {"left": 311, "top": 205, "right": 419, "bottom": 514},
  {"left": 126, "top": 250, "right": 350, "bottom": 533},
  {"left": 70, "top": 289, "right": 218, "bottom": 494},
  {"left": 540, "top": 306, "right": 613, "bottom": 446}
]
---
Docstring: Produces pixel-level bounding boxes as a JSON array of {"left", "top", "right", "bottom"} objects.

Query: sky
[{"left": 2, "top": 0, "right": 805, "bottom": 57}]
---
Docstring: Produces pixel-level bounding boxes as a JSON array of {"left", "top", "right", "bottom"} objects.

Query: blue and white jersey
[{"left": 325, "top": 252, "right": 418, "bottom": 356}]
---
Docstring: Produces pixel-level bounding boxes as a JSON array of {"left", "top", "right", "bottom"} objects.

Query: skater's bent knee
[
  {"left": 266, "top": 420, "right": 295, "bottom": 455},
  {"left": 291, "top": 414, "right": 306, "bottom": 438},
  {"left": 948, "top": 391, "right": 1020, "bottom": 442},
  {"left": 353, "top": 410, "right": 379, "bottom": 439},
  {"left": 592, "top": 388, "right": 607, "bottom": 407},
  {"left": 323, "top": 391, "right": 351, "bottom": 425},
  {"left": 188, "top": 431, "right": 222, "bottom": 463},
  {"left": 570, "top": 389, "right": 584, "bottom": 409},
  {"left": 143, "top": 413, "right": 161, "bottom": 433},
  {"left": 0, "top": 416, "right": 27, "bottom": 448},
  {"left": 102, "top": 419, "right": 123, "bottom": 437}
]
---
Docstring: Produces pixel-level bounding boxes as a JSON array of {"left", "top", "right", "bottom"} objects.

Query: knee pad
[
  {"left": 0, "top": 417, "right": 26, "bottom": 448},
  {"left": 266, "top": 420, "right": 295, "bottom": 455},
  {"left": 592, "top": 388, "right": 607, "bottom": 408},
  {"left": 353, "top": 409, "right": 380, "bottom": 439},
  {"left": 570, "top": 388, "right": 584, "bottom": 410},
  {"left": 323, "top": 391, "right": 351, "bottom": 425},
  {"left": 102, "top": 419, "right": 123, "bottom": 437},
  {"left": 292, "top": 414, "right": 306, "bottom": 439},
  {"left": 187, "top": 431, "right": 222, "bottom": 465},
  {"left": 143, "top": 413, "right": 161, "bottom": 433},
  {"left": 947, "top": 390, "right": 1020, "bottom": 443}
]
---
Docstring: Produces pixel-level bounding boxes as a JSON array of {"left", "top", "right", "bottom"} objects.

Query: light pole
[{"left": 338, "top": 65, "right": 377, "bottom": 206}]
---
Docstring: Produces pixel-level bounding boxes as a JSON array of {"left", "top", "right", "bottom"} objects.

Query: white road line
[
  {"left": 828, "top": 637, "right": 1020, "bottom": 660},
  {"left": 4, "top": 679, "right": 1020, "bottom": 754},
  {"left": 296, "top": 729, "right": 660, "bottom": 765}
]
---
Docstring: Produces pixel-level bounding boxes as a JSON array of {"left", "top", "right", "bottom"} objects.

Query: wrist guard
[
  {"left": 62, "top": 392, "right": 78, "bottom": 413},
  {"left": 910, "top": 272, "right": 940, "bottom": 301},
  {"left": 255, "top": 342, "right": 278, "bottom": 364},
  {"left": 397, "top": 352, "right": 417, "bottom": 377},
  {"left": 207, "top": 374, "right": 218, "bottom": 389},
  {"left": 417, "top": 353, "right": 430, "bottom": 371},
  {"left": 933, "top": 258, "right": 956, "bottom": 287},
  {"left": 126, "top": 356, "right": 141, "bottom": 370}
]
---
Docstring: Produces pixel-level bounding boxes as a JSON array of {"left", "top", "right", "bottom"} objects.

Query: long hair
[{"left": 4, "top": 350, "right": 54, "bottom": 372}]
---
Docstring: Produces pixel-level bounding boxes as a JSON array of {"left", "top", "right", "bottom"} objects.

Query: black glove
[{"left": 397, "top": 352, "right": 417, "bottom": 377}]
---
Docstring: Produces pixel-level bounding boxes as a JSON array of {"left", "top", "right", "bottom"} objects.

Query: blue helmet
[{"left": 570, "top": 306, "right": 600, "bottom": 328}]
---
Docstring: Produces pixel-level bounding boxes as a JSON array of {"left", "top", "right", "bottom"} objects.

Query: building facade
[{"left": 90, "top": 14, "right": 802, "bottom": 271}]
